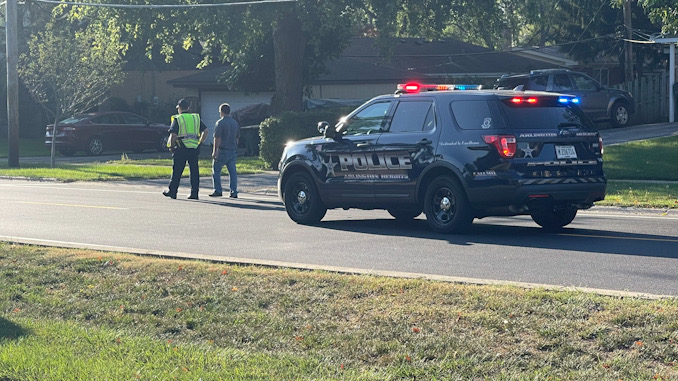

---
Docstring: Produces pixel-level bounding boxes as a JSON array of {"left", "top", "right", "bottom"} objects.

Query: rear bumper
[{"left": 467, "top": 178, "right": 607, "bottom": 211}]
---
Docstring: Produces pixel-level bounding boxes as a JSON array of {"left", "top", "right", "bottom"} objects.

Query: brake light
[
  {"left": 483, "top": 135, "right": 517, "bottom": 158},
  {"left": 598, "top": 136, "right": 604, "bottom": 155}
]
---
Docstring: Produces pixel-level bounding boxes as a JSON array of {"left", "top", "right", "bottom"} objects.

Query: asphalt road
[{"left": 1, "top": 179, "right": 676, "bottom": 297}]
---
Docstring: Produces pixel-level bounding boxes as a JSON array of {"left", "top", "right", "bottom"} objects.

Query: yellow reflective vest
[{"left": 170, "top": 113, "right": 201, "bottom": 149}]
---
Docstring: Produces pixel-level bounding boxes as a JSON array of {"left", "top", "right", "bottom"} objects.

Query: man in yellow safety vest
[{"left": 163, "top": 98, "right": 208, "bottom": 200}]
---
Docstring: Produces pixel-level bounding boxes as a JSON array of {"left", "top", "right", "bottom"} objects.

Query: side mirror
[{"left": 318, "top": 121, "right": 336, "bottom": 139}]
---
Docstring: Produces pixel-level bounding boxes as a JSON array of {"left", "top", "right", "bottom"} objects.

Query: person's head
[
  {"left": 177, "top": 99, "right": 190, "bottom": 113},
  {"left": 219, "top": 103, "right": 231, "bottom": 116}
]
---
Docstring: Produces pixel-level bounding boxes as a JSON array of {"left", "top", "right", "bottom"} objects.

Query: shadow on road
[{"left": 311, "top": 217, "right": 678, "bottom": 260}]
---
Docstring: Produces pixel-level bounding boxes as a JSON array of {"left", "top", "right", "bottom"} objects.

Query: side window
[
  {"left": 91, "top": 114, "right": 120, "bottom": 124},
  {"left": 529, "top": 75, "right": 548, "bottom": 91},
  {"left": 553, "top": 74, "right": 574, "bottom": 91},
  {"left": 121, "top": 114, "right": 147, "bottom": 125},
  {"left": 451, "top": 100, "right": 498, "bottom": 130},
  {"left": 342, "top": 101, "right": 392, "bottom": 136},
  {"left": 387, "top": 101, "right": 435, "bottom": 133},
  {"left": 571, "top": 74, "right": 599, "bottom": 91}
]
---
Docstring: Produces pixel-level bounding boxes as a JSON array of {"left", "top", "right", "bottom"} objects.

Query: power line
[{"left": 29, "top": 0, "right": 296, "bottom": 8}]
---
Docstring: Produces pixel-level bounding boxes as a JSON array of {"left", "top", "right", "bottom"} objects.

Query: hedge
[{"left": 259, "top": 108, "right": 352, "bottom": 168}]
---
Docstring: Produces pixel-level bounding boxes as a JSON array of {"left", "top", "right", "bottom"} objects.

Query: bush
[{"left": 259, "top": 108, "right": 351, "bottom": 168}]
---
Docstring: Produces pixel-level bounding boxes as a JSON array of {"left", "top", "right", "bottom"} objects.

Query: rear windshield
[
  {"left": 59, "top": 115, "right": 90, "bottom": 124},
  {"left": 499, "top": 99, "right": 596, "bottom": 130}
]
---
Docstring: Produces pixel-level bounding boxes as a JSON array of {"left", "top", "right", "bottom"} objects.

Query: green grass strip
[{"left": 1, "top": 244, "right": 677, "bottom": 380}]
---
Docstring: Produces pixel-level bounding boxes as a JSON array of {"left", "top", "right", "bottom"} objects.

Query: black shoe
[
  {"left": 229, "top": 192, "right": 238, "bottom": 199},
  {"left": 163, "top": 190, "right": 176, "bottom": 199},
  {"left": 209, "top": 192, "right": 222, "bottom": 197},
  {"left": 188, "top": 194, "right": 199, "bottom": 200}
]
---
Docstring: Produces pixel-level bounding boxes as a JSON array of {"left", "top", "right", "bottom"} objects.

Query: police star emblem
[
  {"left": 521, "top": 143, "right": 537, "bottom": 158},
  {"left": 322, "top": 156, "right": 338, "bottom": 177}
]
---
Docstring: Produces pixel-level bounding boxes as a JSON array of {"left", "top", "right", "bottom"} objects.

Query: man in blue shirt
[{"left": 209, "top": 103, "right": 240, "bottom": 198}]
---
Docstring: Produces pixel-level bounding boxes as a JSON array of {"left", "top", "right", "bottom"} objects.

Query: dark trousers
[{"left": 168, "top": 146, "right": 200, "bottom": 196}]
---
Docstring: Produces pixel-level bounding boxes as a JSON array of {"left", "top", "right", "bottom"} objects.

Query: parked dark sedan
[{"left": 45, "top": 111, "right": 170, "bottom": 156}]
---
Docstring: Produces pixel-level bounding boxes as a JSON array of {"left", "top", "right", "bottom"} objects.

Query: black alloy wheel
[
  {"left": 610, "top": 101, "right": 630, "bottom": 128},
  {"left": 423, "top": 176, "right": 472, "bottom": 233},
  {"left": 283, "top": 173, "right": 327, "bottom": 224},
  {"left": 158, "top": 134, "right": 169, "bottom": 152},
  {"left": 86, "top": 136, "right": 104, "bottom": 156}
]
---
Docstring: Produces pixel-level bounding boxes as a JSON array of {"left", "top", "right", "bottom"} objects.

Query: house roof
[
  {"left": 168, "top": 37, "right": 564, "bottom": 89},
  {"left": 312, "top": 38, "right": 561, "bottom": 84}
]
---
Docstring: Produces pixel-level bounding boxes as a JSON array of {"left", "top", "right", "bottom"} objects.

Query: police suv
[{"left": 277, "top": 83, "right": 606, "bottom": 233}]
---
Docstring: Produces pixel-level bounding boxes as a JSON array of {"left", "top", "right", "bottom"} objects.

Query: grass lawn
[
  {"left": 603, "top": 136, "right": 678, "bottom": 181},
  {"left": 1, "top": 244, "right": 676, "bottom": 380},
  {"left": 0, "top": 156, "right": 268, "bottom": 181},
  {"left": 0, "top": 138, "right": 49, "bottom": 158}
]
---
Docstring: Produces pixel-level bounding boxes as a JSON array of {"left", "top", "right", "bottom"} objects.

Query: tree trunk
[{"left": 270, "top": 8, "right": 306, "bottom": 115}]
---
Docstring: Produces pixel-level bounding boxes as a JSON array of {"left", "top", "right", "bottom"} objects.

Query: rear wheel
[
  {"left": 423, "top": 176, "right": 472, "bottom": 233},
  {"left": 283, "top": 173, "right": 327, "bottom": 224},
  {"left": 610, "top": 101, "right": 630, "bottom": 128},
  {"left": 530, "top": 209, "right": 577, "bottom": 230},
  {"left": 158, "top": 134, "right": 169, "bottom": 152},
  {"left": 86, "top": 136, "right": 104, "bottom": 156}
]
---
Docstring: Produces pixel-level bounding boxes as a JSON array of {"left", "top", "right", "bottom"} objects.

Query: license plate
[{"left": 555, "top": 145, "right": 577, "bottom": 159}]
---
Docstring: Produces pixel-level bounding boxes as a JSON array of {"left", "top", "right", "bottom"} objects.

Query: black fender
[{"left": 415, "top": 161, "right": 469, "bottom": 204}]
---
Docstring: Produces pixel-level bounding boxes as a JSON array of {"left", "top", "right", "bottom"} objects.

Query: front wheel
[
  {"left": 283, "top": 173, "right": 327, "bottom": 224},
  {"left": 530, "top": 209, "right": 577, "bottom": 230},
  {"left": 423, "top": 176, "right": 472, "bottom": 233},
  {"left": 610, "top": 101, "right": 630, "bottom": 128},
  {"left": 86, "top": 136, "right": 104, "bottom": 156}
]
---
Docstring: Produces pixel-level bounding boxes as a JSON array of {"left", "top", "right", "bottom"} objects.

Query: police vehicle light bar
[
  {"left": 558, "top": 96, "right": 580, "bottom": 104},
  {"left": 397, "top": 83, "right": 482, "bottom": 93}
]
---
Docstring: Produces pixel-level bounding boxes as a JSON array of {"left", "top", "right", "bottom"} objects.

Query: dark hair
[
  {"left": 219, "top": 103, "right": 231, "bottom": 115},
  {"left": 177, "top": 98, "right": 190, "bottom": 109}
]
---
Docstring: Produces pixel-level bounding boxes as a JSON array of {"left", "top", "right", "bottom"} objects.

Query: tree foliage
[
  {"left": 638, "top": 0, "right": 678, "bottom": 34},
  {"left": 18, "top": 17, "right": 125, "bottom": 166}
]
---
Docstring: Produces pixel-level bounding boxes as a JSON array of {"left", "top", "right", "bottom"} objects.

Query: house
[{"left": 165, "top": 37, "right": 564, "bottom": 140}]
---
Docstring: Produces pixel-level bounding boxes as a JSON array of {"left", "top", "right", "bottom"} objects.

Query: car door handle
[
  {"left": 357, "top": 142, "right": 372, "bottom": 148},
  {"left": 418, "top": 139, "right": 432, "bottom": 145}
]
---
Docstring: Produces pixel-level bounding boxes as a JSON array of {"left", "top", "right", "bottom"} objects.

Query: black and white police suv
[{"left": 277, "top": 83, "right": 606, "bottom": 233}]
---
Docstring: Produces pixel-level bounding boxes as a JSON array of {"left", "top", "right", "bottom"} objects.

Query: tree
[
  {"left": 638, "top": 0, "right": 678, "bottom": 34},
  {"left": 18, "top": 19, "right": 125, "bottom": 167}
]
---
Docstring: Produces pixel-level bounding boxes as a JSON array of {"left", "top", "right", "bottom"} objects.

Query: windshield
[
  {"left": 499, "top": 100, "right": 595, "bottom": 130},
  {"left": 59, "top": 115, "right": 90, "bottom": 125}
]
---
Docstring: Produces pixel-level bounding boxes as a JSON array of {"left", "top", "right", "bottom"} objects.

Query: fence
[{"left": 612, "top": 72, "right": 672, "bottom": 125}]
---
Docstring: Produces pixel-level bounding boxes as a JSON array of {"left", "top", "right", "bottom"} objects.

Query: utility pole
[
  {"left": 6, "top": 0, "right": 20, "bottom": 167},
  {"left": 623, "top": 0, "right": 634, "bottom": 83}
]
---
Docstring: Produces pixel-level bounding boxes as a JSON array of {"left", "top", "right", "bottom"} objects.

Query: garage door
[{"left": 200, "top": 91, "right": 274, "bottom": 144}]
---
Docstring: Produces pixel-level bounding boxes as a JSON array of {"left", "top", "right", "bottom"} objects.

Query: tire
[
  {"left": 158, "top": 134, "right": 169, "bottom": 152},
  {"left": 283, "top": 173, "right": 327, "bottom": 224},
  {"left": 530, "top": 209, "right": 577, "bottom": 230},
  {"left": 86, "top": 136, "right": 104, "bottom": 156},
  {"left": 423, "top": 176, "right": 472, "bottom": 233},
  {"left": 387, "top": 208, "right": 421, "bottom": 221},
  {"left": 610, "top": 101, "right": 631, "bottom": 128}
]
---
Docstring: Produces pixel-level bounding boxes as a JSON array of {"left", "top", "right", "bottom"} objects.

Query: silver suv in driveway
[{"left": 495, "top": 69, "right": 635, "bottom": 128}]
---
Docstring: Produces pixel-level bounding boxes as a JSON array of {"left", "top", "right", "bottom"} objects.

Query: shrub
[{"left": 259, "top": 108, "right": 351, "bottom": 168}]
